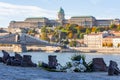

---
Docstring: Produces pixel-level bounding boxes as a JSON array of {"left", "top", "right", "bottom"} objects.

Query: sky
[{"left": 0, "top": 0, "right": 120, "bottom": 27}]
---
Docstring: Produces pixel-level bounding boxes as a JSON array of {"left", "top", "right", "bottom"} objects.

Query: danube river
[{"left": 0, "top": 51, "right": 120, "bottom": 67}]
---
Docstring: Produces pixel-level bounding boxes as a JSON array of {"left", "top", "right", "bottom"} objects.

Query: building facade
[
  {"left": 69, "top": 16, "right": 96, "bottom": 27},
  {"left": 8, "top": 7, "right": 66, "bottom": 28},
  {"left": 8, "top": 8, "right": 120, "bottom": 28},
  {"left": 84, "top": 31, "right": 120, "bottom": 48},
  {"left": 112, "top": 37, "right": 120, "bottom": 48},
  {"left": 84, "top": 34, "right": 103, "bottom": 48}
]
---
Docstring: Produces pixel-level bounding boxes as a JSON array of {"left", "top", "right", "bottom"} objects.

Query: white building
[
  {"left": 113, "top": 36, "right": 120, "bottom": 48},
  {"left": 84, "top": 34, "right": 103, "bottom": 48}
]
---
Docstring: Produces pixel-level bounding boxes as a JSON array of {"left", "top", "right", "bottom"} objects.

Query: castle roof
[
  {"left": 71, "top": 16, "right": 95, "bottom": 18},
  {"left": 25, "top": 17, "right": 48, "bottom": 20}
]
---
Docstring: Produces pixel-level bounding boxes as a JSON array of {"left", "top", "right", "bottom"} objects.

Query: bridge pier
[{"left": 13, "top": 44, "right": 27, "bottom": 52}]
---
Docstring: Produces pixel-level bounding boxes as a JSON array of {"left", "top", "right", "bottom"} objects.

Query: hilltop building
[
  {"left": 8, "top": 8, "right": 120, "bottom": 28},
  {"left": 8, "top": 7, "right": 67, "bottom": 28}
]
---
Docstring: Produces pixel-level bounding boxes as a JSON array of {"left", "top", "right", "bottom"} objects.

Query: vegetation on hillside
[{"left": 25, "top": 23, "right": 120, "bottom": 47}]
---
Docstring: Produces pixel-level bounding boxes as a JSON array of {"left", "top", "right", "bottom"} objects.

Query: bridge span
[{"left": 0, "top": 33, "right": 61, "bottom": 52}]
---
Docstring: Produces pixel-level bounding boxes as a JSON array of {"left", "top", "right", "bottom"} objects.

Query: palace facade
[{"left": 8, "top": 8, "right": 120, "bottom": 28}]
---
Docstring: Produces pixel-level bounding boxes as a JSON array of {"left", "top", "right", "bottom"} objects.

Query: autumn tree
[
  {"left": 110, "top": 24, "right": 117, "bottom": 30},
  {"left": 40, "top": 32, "right": 50, "bottom": 41},
  {"left": 68, "top": 32, "right": 73, "bottom": 39},
  {"left": 91, "top": 27, "right": 96, "bottom": 32},
  {"left": 107, "top": 43, "right": 113, "bottom": 47},
  {"left": 85, "top": 28, "right": 91, "bottom": 34},
  {"left": 69, "top": 40, "right": 77, "bottom": 47},
  {"left": 117, "top": 43, "right": 120, "bottom": 47}
]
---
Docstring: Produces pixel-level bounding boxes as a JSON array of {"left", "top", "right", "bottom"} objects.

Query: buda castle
[{"left": 8, "top": 8, "right": 120, "bottom": 28}]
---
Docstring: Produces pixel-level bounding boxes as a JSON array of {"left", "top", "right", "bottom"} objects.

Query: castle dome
[{"left": 59, "top": 7, "right": 64, "bottom": 14}]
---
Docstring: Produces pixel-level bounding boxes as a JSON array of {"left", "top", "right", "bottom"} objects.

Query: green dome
[{"left": 59, "top": 7, "right": 64, "bottom": 14}]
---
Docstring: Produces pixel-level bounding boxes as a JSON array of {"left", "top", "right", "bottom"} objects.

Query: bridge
[{"left": 0, "top": 33, "right": 61, "bottom": 52}]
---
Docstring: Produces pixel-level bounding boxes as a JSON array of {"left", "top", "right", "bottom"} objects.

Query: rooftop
[
  {"left": 71, "top": 16, "right": 95, "bottom": 18},
  {"left": 25, "top": 17, "right": 48, "bottom": 20}
]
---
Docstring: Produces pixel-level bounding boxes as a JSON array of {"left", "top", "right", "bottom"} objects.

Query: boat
[{"left": 54, "top": 50, "right": 60, "bottom": 53}]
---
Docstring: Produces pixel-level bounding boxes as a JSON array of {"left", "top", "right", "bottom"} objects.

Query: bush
[
  {"left": 70, "top": 54, "right": 93, "bottom": 72},
  {"left": 71, "top": 54, "right": 86, "bottom": 66},
  {"left": 69, "top": 40, "right": 77, "bottom": 47},
  {"left": 66, "top": 62, "right": 72, "bottom": 68},
  {"left": 71, "top": 54, "right": 85, "bottom": 61},
  {"left": 85, "top": 61, "right": 93, "bottom": 72}
]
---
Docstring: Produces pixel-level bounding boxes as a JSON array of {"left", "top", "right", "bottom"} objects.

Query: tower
[{"left": 58, "top": 7, "right": 65, "bottom": 25}]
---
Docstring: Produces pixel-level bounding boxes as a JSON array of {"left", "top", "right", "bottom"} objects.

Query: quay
[
  {"left": 1, "top": 45, "right": 120, "bottom": 53},
  {"left": 72, "top": 47, "right": 120, "bottom": 53}
]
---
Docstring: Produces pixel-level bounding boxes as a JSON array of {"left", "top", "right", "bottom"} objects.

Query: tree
[
  {"left": 91, "top": 27, "right": 96, "bottom": 32},
  {"left": 67, "top": 24, "right": 77, "bottom": 33},
  {"left": 117, "top": 43, "right": 120, "bottom": 47},
  {"left": 41, "top": 26, "right": 47, "bottom": 33},
  {"left": 47, "top": 28, "right": 53, "bottom": 34},
  {"left": 102, "top": 43, "right": 107, "bottom": 47},
  {"left": 110, "top": 24, "right": 117, "bottom": 30},
  {"left": 69, "top": 40, "right": 77, "bottom": 47},
  {"left": 79, "top": 33, "right": 84, "bottom": 39},
  {"left": 28, "top": 29, "right": 33, "bottom": 35},
  {"left": 96, "top": 27, "right": 100, "bottom": 33},
  {"left": 27, "top": 29, "right": 37, "bottom": 36},
  {"left": 40, "top": 32, "right": 50, "bottom": 41},
  {"left": 117, "top": 25, "right": 120, "bottom": 31},
  {"left": 68, "top": 32, "right": 73, "bottom": 39},
  {"left": 63, "top": 39, "right": 69, "bottom": 45},
  {"left": 85, "top": 28, "right": 91, "bottom": 34},
  {"left": 53, "top": 31, "right": 59, "bottom": 42},
  {"left": 107, "top": 43, "right": 113, "bottom": 47}
]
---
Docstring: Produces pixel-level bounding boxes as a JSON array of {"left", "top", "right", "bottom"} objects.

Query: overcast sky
[{"left": 0, "top": 0, "right": 120, "bottom": 27}]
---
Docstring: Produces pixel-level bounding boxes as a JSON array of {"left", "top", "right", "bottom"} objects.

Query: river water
[{"left": 0, "top": 51, "right": 120, "bottom": 67}]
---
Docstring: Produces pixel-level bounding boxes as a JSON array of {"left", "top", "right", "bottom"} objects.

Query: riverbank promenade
[{"left": 0, "top": 63, "right": 119, "bottom": 80}]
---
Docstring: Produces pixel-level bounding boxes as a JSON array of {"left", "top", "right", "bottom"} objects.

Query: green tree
[
  {"left": 85, "top": 28, "right": 91, "bottom": 34},
  {"left": 40, "top": 32, "right": 50, "bottom": 41},
  {"left": 96, "top": 27, "right": 100, "bottom": 33},
  {"left": 110, "top": 24, "right": 117, "bottom": 30},
  {"left": 117, "top": 25, "right": 120, "bottom": 31},
  {"left": 69, "top": 40, "right": 77, "bottom": 47},
  {"left": 28, "top": 29, "right": 33, "bottom": 35},
  {"left": 79, "top": 33, "right": 84, "bottom": 39},
  {"left": 41, "top": 26, "right": 47, "bottom": 33},
  {"left": 63, "top": 39, "right": 69, "bottom": 45},
  {"left": 47, "top": 28, "right": 53, "bottom": 34}
]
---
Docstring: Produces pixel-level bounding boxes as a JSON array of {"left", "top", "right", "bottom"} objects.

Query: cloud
[{"left": 0, "top": 2, "right": 57, "bottom": 27}]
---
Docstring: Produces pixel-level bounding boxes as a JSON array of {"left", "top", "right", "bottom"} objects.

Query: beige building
[
  {"left": 111, "top": 31, "right": 120, "bottom": 36},
  {"left": 8, "top": 8, "right": 66, "bottom": 28},
  {"left": 69, "top": 16, "right": 96, "bottom": 27},
  {"left": 84, "top": 34, "right": 103, "bottom": 48},
  {"left": 112, "top": 36, "right": 120, "bottom": 48},
  {"left": 84, "top": 31, "right": 120, "bottom": 48},
  {"left": 8, "top": 8, "right": 120, "bottom": 28}
]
